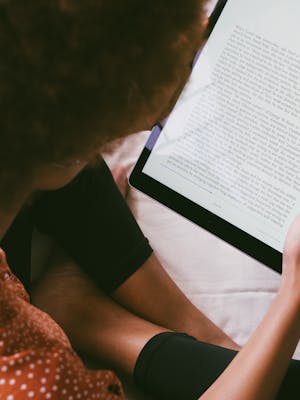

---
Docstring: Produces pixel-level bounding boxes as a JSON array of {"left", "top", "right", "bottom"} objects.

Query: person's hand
[{"left": 281, "top": 213, "right": 300, "bottom": 297}]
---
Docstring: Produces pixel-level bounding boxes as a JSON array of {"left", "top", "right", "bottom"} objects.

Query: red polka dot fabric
[{"left": 0, "top": 251, "right": 124, "bottom": 400}]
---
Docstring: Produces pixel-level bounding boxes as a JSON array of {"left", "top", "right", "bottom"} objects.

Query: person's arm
[{"left": 199, "top": 215, "right": 300, "bottom": 400}]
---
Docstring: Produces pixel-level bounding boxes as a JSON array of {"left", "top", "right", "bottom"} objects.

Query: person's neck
[{"left": 0, "top": 190, "right": 31, "bottom": 241}]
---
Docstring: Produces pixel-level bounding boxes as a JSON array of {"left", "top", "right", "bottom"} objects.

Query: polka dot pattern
[{"left": 0, "top": 253, "right": 124, "bottom": 400}]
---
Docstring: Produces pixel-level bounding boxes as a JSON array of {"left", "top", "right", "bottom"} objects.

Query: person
[{"left": 0, "top": 1, "right": 300, "bottom": 399}]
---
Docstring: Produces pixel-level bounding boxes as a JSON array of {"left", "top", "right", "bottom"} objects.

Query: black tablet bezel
[{"left": 129, "top": 0, "right": 282, "bottom": 274}]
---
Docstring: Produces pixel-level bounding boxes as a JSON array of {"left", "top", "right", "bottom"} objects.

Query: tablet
[{"left": 130, "top": 0, "right": 300, "bottom": 273}]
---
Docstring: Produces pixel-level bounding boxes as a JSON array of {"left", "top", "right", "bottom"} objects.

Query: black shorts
[{"left": 1, "top": 159, "right": 153, "bottom": 293}]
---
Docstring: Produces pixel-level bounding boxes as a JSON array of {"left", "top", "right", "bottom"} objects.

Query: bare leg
[
  {"left": 31, "top": 248, "right": 169, "bottom": 375},
  {"left": 32, "top": 247, "right": 238, "bottom": 378},
  {"left": 112, "top": 253, "right": 239, "bottom": 350}
]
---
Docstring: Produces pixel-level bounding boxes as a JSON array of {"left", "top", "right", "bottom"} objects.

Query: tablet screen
[{"left": 142, "top": 0, "right": 300, "bottom": 253}]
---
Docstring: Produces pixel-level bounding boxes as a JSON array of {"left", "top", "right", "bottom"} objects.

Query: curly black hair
[{"left": 0, "top": 0, "right": 207, "bottom": 180}]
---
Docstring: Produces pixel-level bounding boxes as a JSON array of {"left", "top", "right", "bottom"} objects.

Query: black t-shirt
[{"left": 1, "top": 159, "right": 152, "bottom": 293}]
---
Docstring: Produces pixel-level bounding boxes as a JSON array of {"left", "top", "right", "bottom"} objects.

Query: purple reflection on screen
[{"left": 145, "top": 125, "right": 162, "bottom": 150}]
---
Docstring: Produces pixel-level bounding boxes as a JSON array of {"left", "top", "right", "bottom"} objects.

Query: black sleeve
[
  {"left": 134, "top": 332, "right": 300, "bottom": 400},
  {"left": 32, "top": 159, "right": 153, "bottom": 293}
]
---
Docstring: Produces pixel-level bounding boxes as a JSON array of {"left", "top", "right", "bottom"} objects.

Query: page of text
[{"left": 143, "top": 0, "right": 300, "bottom": 252}]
